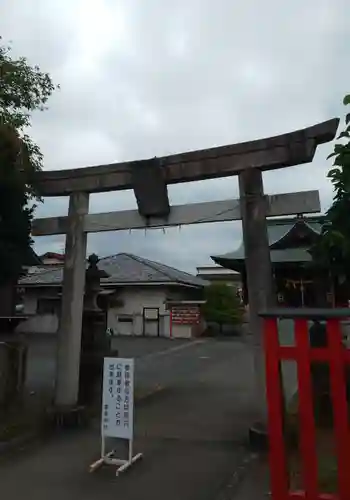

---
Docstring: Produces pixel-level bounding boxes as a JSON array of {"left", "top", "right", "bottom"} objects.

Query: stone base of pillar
[
  {"left": 46, "top": 405, "right": 87, "bottom": 429},
  {"left": 248, "top": 422, "right": 268, "bottom": 451}
]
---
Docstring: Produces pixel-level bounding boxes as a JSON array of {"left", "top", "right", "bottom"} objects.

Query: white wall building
[
  {"left": 18, "top": 253, "right": 208, "bottom": 339},
  {"left": 196, "top": 265, "right": 241, "bottom": 287}
]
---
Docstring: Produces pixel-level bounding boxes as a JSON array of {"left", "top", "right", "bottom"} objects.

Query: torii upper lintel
[{"left": 36, "top": 118, "right": 339, "bottom": 197}]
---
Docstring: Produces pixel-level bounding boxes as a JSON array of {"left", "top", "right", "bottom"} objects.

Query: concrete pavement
[
  {"left": 216, "top": 456, "right": 269, "bottom": 500},
  {"left": 0, "top": 337, "right": 267, "bottom": 500},
  {"left": 24, "top": 334, "right": 192, "bottom": 393}
]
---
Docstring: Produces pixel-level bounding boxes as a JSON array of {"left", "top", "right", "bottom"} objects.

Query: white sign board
[{"left": 101, "top": 358, "right": 134, "bottom": 440}]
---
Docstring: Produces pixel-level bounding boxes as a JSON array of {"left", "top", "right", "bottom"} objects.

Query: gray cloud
[{"left": 1, "top": 0, "right": 349, "bottom": 272}]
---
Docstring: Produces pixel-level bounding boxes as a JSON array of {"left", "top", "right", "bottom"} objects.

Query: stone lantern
[{"left": 78, "top": 254, "right": 114, "bottom": 406}]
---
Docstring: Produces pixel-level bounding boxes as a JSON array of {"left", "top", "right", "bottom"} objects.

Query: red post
[
  {"left": 294, "top": 319, "right": 319, "bottom": 500},
  {"left": 264, "top": 317, "right": 289, "bottom": 500},
  {"left": 327, "top": 319, "right": 350, "bottom": 499},
  {"left": 169, "top": 309, "right": 173, "bottom": 339},
  {"left": 263, "top": 310, "right": 350, "bottom": 500}
]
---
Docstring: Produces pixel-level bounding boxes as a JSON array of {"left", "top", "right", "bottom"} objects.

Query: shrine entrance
[
  {"left": 31, "top": 118, "right": 338, "bottom": 420},
  {"left": 284, "top": 276, "right": 315, "bottom": 307}
]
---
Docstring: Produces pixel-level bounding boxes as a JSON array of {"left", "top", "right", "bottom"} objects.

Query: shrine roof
[{"left": 211, "top": 216, "right": 323, "bottom": 269}]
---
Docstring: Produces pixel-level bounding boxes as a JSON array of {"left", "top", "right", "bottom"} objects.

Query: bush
[{"left": 202, "top": 283, "right": 243, "bottom": 334}]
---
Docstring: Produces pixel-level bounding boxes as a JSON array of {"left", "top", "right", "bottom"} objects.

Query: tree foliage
[
  {"left": 311, "top": 94, "right": 350, "bottom": 283},
  {"left": 202, "top": 283, "right": 243, "bottom": 326},
  {"left": 0, "top": 37, "right": 57, "bottom": 284}
]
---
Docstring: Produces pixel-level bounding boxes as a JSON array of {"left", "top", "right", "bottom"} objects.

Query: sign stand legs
[{"left": 89, "top": 436, "right": 143, "bottom": 475}]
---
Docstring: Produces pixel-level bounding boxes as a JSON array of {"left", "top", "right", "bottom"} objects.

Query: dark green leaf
[
  {"left": 337, "top": 131, "right": 350, "bottom": 140},
  {"left": 327, "top": 152, "right": 337, "bottom": 159},
  {"left": 334, "top": 144, "right": 344, "bottom": 153},
  {"left": 343, "top": 95, "right": 350, "bottom": 106}
]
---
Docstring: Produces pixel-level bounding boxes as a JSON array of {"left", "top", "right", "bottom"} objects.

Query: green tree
[
  {"left": 0, "top": 37, "right": 57, "bottom": 284},
  {"left": 309, "top": 96, "right": 350, "bottom": 421},
  {"left": 311, "top": 95, "right": 350, "bottom": 301},
  {"left": 202, "top": 283, "right": 243, "bottom": 332}
]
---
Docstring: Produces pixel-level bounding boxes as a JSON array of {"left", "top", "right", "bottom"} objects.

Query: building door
[{"left": 143, "top": 308, "right": 160, "bottom": 337}]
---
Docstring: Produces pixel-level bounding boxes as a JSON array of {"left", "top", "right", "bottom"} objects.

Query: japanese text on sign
[
  {"left": 101, "top": 357, "right": 134, "bottom": 439},
  {"left": 171, "top": 306, "right": 200, "bottom": 325}
]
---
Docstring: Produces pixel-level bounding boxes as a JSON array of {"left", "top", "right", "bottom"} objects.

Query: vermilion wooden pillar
[{"left": 261, "top": 308, "right": 350, "bottom": 500}]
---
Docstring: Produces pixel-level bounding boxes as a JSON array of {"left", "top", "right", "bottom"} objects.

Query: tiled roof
[
  {"left": 40, "top": 252, "right": 65, "bottom": 261},
  {"left": 19, "top": 253, "right": 208, "bottom": 288}
]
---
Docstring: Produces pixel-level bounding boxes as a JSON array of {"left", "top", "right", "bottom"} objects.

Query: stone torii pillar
[
  {"left": 55, "top": 192, "right": 89, "bottom": 407},
  {"left": 239, "top": 168, "right": 275, "bottom": 426},
  {"left": 32, "top": 118, "right": 339, "bottom": 415}
]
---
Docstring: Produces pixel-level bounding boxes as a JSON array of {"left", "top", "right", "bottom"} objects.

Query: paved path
[
  {"left": 1, "top": 338, "right": 259, "bottom": 500},
  {"left": 216, "top": 457, "right": 269, "bottom": 500}
]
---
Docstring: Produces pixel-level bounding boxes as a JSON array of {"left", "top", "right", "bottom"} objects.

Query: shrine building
[{"left": 211, "top": 215, "right": 340, "bottom": 308}]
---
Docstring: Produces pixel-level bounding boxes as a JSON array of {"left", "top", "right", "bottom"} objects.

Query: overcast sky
[{"left": 1, "top": 0, "right": 349, "bottom": 273}]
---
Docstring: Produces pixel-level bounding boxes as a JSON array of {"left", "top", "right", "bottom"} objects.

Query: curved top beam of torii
[{"left": 37, "top": 118, "right": 339, "bottom": 197}]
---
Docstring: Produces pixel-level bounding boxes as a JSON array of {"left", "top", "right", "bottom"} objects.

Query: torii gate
[{"left": 32, "top": 118, "right": 339, "bottom": 417}]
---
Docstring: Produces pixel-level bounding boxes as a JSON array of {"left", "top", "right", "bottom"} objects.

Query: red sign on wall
[{"left": 171, "top": 306, "right": 200, "bottom": 325}]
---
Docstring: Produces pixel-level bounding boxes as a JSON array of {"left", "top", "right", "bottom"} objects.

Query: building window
[{"left": 117, "top": 316, "right": 133, "bottom": 323}]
